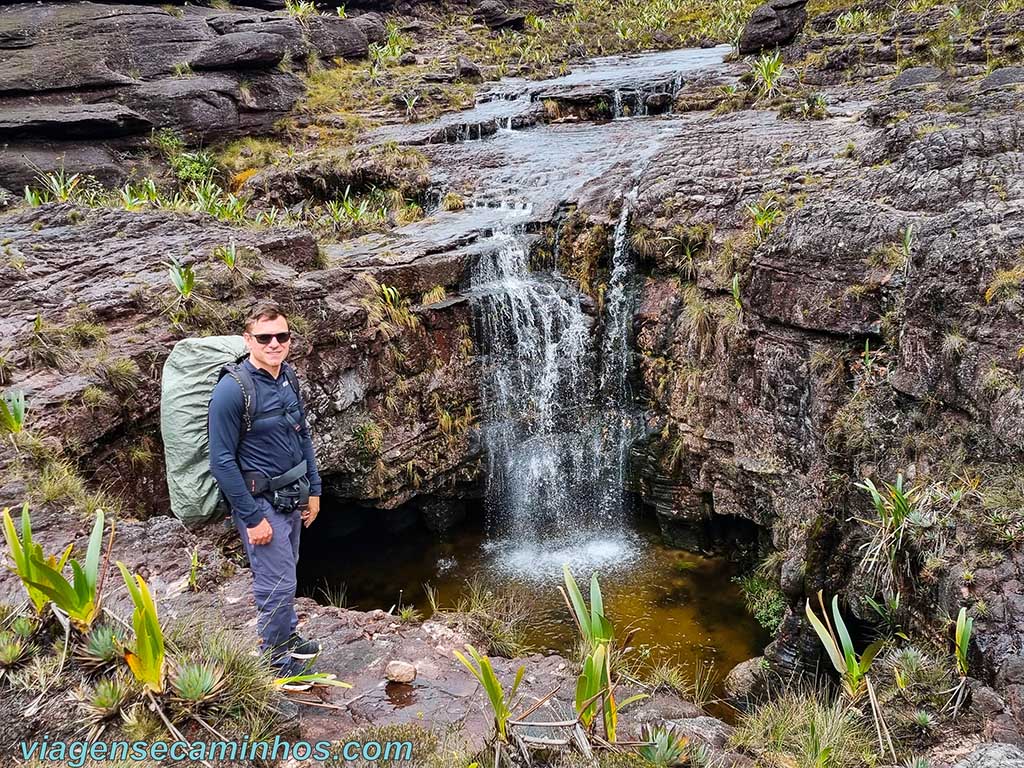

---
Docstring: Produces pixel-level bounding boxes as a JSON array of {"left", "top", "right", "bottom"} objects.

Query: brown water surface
[{"left": 298, "top": 514, "right": 768, "bottom": 684}]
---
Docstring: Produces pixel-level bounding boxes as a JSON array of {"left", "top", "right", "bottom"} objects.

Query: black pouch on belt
[{"left": 243, "top": 461, "right": 309, "bottom": 513}]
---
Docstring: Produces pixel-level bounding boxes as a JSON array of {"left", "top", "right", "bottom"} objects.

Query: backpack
[{"left": 160, "top": 335, "right": 299, "bottom": 526}]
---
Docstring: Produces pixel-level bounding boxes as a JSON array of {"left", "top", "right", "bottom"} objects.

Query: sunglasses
[{"left": 250, "top": 331, "right": 292, "bottom": 345}]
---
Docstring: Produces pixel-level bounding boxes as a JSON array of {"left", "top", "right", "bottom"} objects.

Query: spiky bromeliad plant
[
  {"left": 117, "top": 562, "right": 165, "bottom": 693},
  {"left": 168, "top": 660, "right": 228, "bottom": 716},
  {"left": 855, "top": 474, "right": 922, "bottom": 595},
  {"left": 77, "top": 676, "right": 131, "bottom": 734},
  {"left": 76, "top": 624, "right": 123, "bottom": 672},
  {"left": 0, "top": 630, "right": 30, "bottom": 677},
  {"left": 4, "top": 505, "right": 109, "bottom": 630},
  {"left": 454, "top": 643, "right": 524, "bottom": 743},
  {"left": 639, "top": 724, "right": 689, "bottom": 767}
]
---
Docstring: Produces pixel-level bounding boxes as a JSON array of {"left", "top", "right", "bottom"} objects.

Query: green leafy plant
[
  {"left": 187, "top": 547, "right": 201, "bottom": 592},
  {"left": 167, "top": 258, "right": 196, "bottom": 301},
  {"left": 8, "top": 507, "right": 108, "bottom": 631},
  {"left": 574, "top": 642, "right": 645, "bottom": 741},
  {"left": 834, "top": 9, "right": 877, "bottom": 33},
  {"left": 169, "top": 150, "right": 216, "bottom": 183},
  {"left": 213, "top": 240, "right": 241, "bottom": 270},
  {"left": 37, "top": 168, "right": 86, "bottom": 203},
  {"left": 737, "top": 574, "right": 786, "bottom": 633},
  {"left": 943, "top": 607, "right": 974, "bottom": 717},
  {"left": 453, "top": 643, "right": 523, "bottom": 742},
  {"left": 117, "top": 562, "right": 166, "bottom": 693},
  {"left": 954, "top": 606, "right": 972, "bottom": 678},
  {"left": 805, "top": 591, "right": 880, "bottom": 700},
  {"left": 731, "top": 273, "right": 743, "bottom": 312},
  {"left": 284, "top": 0, "right": 318, "bottom": 18},
  {"left": 855, "top": 474, "right": 922, "bottom": 595},
  {"left": 806, "top": 591, "right": 896, "bottom": 760},
  {"left": 747, "top": 198, "right": 783, "bottom": 243},
  {"left": 750, "top": 50, "right": 785, "bottom": 100},
  {"left": 575, "top": 642, "right": 609, "bottom": 730},
  {"left": 2, "top": 504, "right": 60, "bottom": 613},
  {"left": 560, "top": 565, "right": 614, "bottom": 654},
  {"left": 0, "top": 389, "right": 26, "bottom": 434}
]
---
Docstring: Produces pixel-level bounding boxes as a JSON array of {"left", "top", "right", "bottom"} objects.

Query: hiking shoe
[
  {"left": 286, "top": 632, "right": 322, "bottom": 660},
  {"left": 273, "top": 655, "right": 313, "bottom": 691}
]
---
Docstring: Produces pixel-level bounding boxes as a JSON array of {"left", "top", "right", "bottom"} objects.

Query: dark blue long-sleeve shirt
[{"left": 208, "top": 359, "right": 322, "bottom": 528}]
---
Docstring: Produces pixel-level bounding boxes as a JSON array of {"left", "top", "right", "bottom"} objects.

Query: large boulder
[
  {"left": 738, "top": 0, "right": 807, "bottom": 54},
  {"left": 472, "top": 0, "right": 526, "bottom": 30}
]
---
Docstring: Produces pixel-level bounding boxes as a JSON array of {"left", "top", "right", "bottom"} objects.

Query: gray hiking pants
[{"left": 233, "top": 496, "right": 301, "bottom": 666}]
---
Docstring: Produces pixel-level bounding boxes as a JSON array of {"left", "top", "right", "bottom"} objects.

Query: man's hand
[
  {"left": 302, "top": 496, "right": 320, "bottom": 528},
  {"left": 247, "top": 518, "right": 273, "bottom": 546}
]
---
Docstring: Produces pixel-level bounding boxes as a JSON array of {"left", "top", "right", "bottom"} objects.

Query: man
[{"left": 209, "top": 302, "right": 322, "bottom": 676}]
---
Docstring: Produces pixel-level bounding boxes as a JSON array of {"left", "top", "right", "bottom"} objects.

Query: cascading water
[
  {"left": 595, "top": 190, "right": 643, "bottom": 517},
  {"left": 470, "top": 195, "right": 643, "bottom": 577}
]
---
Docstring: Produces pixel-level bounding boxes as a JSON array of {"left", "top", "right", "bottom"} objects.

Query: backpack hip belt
[{"left": 243, "top": 460, "right": 309, "bottom": 511}]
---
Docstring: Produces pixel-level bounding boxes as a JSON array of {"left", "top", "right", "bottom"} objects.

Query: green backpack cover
[{"left": 160, "top": 335, "right": 247, "bottom": 526}]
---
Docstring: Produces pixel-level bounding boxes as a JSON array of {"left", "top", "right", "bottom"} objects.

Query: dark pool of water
[{"left": 298, "top": 510, "right": 769, "bottom": 684}]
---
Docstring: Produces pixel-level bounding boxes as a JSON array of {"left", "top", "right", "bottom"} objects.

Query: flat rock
[
  {"left": 0, "top": 103, "right": 151, "bottom": 140},
  {"left": 980, "top": 66, "right": 1024, "bottom": 91},
  {"left": 725, "top": 656, "right": 766, "bottom": 701},
  {"left": 890, "top": 65, "right": 945, "bottom": 91},
  {"left": 455, "top": 55, "right": 483, "bottom": 83},
  {"left": 189, "top": 31, "right": 287, "bottom": 70},
  {"left": 353, "top": 11, "right": 387, "bottom": 44},
  {"left": 953, "top": 743, "right": 1024, "bottom": 768},
  {"left": 666, "top": 716, "right": 735, "bottom": 750}
]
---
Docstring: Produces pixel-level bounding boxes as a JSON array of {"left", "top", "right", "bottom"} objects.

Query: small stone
[
  {"left": 399, "top": 52, "right": 417, "bottom": 66},
  {"left": 386, "top": 660, "right": 417, "bottom": 683}
]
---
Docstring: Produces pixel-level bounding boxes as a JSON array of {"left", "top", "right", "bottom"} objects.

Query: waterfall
[
  {"left": 595, "top": 190, "right": 642, "bottom": 515},
  {"left": 471, "top": 232, "right": 598, "bottom": 540},
  {"left": 470, "top": 193, "right": 643, "bottom": 574}
]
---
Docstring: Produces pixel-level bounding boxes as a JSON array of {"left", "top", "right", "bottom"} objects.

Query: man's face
[{"left": 244, "top": 315, "right": 291, "bottom": 370}]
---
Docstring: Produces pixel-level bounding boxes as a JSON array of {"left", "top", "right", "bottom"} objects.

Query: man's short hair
[{"left": 244, "top": 302, "right": 288, "bottom": 332}]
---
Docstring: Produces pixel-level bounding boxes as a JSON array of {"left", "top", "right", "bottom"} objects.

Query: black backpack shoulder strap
[
  {"left": 218, "top": 360, "right": 258, "bottom": 439},
  {"left": 283, "top": 363, "right": 302, "bottom": 408}
]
